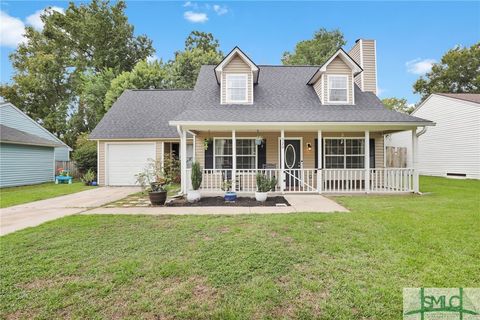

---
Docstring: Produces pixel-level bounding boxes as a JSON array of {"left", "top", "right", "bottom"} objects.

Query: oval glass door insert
[{"left": 285, "top": 144, "right": 296, "bottom": 169}]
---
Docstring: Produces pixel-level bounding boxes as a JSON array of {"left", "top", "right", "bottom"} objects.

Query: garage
[{"left": 106, "top": 143, "right": 156, "bottom": 186}]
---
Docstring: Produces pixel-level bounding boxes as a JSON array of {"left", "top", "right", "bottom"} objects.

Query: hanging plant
[
  {"left": 203, "top": 137, "right": 213, "bottom": 150},
  {"left": 255, "top": 136, "right": 264, "bottom": 146}
]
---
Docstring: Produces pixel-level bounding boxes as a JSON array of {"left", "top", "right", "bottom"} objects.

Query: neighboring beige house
[
  {"left": 91, "top": 39, "right": 434, "bottom": 194},
  {"left": 386, "top": 93, "right": 480, "bottom": 179}
]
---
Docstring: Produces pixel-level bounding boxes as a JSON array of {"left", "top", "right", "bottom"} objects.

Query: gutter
[{"left": 416, "top": 126, "right": 428, "bottom": 137}]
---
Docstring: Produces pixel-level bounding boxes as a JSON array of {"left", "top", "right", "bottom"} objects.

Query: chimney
[{"left": 348, "top": 39, "right": 377, "bottom": 95}]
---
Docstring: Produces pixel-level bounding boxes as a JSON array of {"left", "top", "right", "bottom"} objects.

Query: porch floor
[{"left": 83, "top": 194, "right": 348, "bottom": 215}]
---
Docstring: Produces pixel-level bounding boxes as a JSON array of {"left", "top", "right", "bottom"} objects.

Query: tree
[
  {"left": 413, "top": 42, "right": 480, "bottom": 101},
  {"left": 167, "top": 31, "right": 223, "bottom": 89},
  {"left": 382, "top": 97, "right": 414, "bottom": 114},
  {"left": 104, "top": 60, "right": 168, "bottom": 110},
  {"left": 0, "top": 0, "right": 154, "bottom": 142},
  {"left": 282, "top": 28, "right": 346, "bottom": 65}
]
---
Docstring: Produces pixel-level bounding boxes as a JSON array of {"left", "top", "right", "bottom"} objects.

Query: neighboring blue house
[{"left": 0, "top": 102, "right": 72, "bottom": 188}]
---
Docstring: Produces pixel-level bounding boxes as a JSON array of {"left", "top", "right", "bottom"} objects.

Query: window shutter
[
  {"left": 257, "top": 143, "right": 267, "bottom": 168},
  {"left": 205, "top": 140, "right": 214, "bottom": 169},
  {"left": 369, "top": 139, "right": 375, "bottom": 168}
]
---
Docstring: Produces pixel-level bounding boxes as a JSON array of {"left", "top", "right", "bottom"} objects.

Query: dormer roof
[
  {"left": 307, "top": 48, "right": 363, "bottom": 85},
  {"left": 214, "top": 46, "right": 259, "bottom": 84}
]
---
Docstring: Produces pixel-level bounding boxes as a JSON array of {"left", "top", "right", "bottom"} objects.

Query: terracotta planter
[{"left": 149, "top": 190, "right": 167, "bottom": 206}]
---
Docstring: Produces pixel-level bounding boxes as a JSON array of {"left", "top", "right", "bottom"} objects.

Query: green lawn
[
  {"left": 1, "top": 176, "right": 479, "bottom": 319},
  {"left": 0, "top": 182, "right": 94, "bottom": 208}
]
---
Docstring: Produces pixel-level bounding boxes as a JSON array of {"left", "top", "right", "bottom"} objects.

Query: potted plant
[
  {"left": 255, "top": 173, "right": 277, "bottom": 202},
  {"left": 255, "top": 136, "right": 264, "bottom": 146},
  {"left": 187, "top": 161, "right": 202, "bottom": 202},
  {"left": 136, "top": 159, "right": 169, "bottom": 206},
  {"left": 222, "top": 180, "right": 237, "bottom": 201},
  {"left": 203, "top": 137, "right": 212, "bottom": 150}
]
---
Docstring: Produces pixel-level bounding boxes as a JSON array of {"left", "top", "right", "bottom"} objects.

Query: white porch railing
[{"left": 185, "top": 168, "right": 415, "bottom": 194}]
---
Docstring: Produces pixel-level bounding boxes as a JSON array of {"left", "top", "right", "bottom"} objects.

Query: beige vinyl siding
[
  {"left": 194, "top": 131, "right": 384, "bottom": 169},
  {"left": 221, "top": 55, "right": 253, "bottom": 104},
  {"left": 348, "top": 41, "right": 363, "bottom": 89},
  {"left": 361, "top": 40, "right": 377, "bottom": 94},
  {"left": 98, "top": 141, "right": 106, "bottom": 185},
  {"left": 323, "top": 57, "right": 353, "bottom": 104},
  {"left": 313, "top": 76, "right": 323, "bottom": 103}
]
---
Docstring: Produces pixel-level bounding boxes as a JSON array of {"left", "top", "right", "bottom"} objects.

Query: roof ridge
[{"left": 129, "top": 89, "right": 193, "bottom": 91}]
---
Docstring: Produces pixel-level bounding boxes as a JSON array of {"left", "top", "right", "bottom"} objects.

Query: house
[
  {"left": 386, "top": 93, "right": 480, "bottom": 179},
  {"left": 0, "top": 102, "right": 72, "bottom": 187},
  {"left": 91, "top": 39, "right": 434, "bottom": 193}
]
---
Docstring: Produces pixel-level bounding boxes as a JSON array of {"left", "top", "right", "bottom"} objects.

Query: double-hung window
[
  {"left": 214, "top": 138, "right": 256, "bottom": 169},
  {"left": 226, "top": 74, "right": 248, "bottom": 103},
  {"left": 324, "top": 138, "right": 364, "bottom": 169},
  {"left": 328, "top": 75, "right": 348, "bottom": 103}
]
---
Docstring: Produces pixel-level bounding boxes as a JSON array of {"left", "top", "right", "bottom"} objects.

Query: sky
[{"left": 1, "top": 1, "right": 479, "bottom": 105}]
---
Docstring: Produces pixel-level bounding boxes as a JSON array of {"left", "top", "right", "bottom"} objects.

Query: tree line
[{"left": 1, "top": 0, "right": 478, "bottom": 150}]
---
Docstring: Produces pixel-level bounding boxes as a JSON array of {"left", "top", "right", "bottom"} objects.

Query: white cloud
[
  {"left": 406, "top": 58, "right": 436, "bottom": 75},
  {"left": 213, "top": 4, "right": 228, "bottom": 15},
  {"left": 26, "top": 6, "right": 64, "bottom": 30},
  {"left": 0, "top": 10, "right": 26, "bottom": 47},
  {"left": 184, "top": 11, "right": 208, "bottom": 23}
]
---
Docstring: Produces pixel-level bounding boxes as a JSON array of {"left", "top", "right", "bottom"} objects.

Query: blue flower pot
[{"left": 224, "top": 192, "right": 237, "bottom": 202}]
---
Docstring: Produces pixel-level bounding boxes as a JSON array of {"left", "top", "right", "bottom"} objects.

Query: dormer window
[
  {"left": 226, "top": 74, "right": 248, "bottom": 103},
  {"left": 328, "top": 75, "right": 348, "bottom": 103}
]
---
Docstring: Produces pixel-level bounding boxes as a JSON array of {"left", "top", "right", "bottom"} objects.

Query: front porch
[{"left": 176, "top": 126, "right": 420, "bottom": 195}]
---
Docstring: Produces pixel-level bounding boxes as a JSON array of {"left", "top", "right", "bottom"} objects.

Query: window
[
  {"left": 324, "top": 138, "right": 364, "bottom": 169},
  {"left": 328, "top": 75, "right": 348, "bottom": 103},
  {"left": 226, "top": 74, "right": 248, "bottom": 103},
  {"left": 214, "top": 138, "right": 256, "bottom": 169}
]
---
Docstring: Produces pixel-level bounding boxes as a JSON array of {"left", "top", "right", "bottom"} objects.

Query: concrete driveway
[{"left": 0, "top": 187, "right": 139, "bottom": 236}]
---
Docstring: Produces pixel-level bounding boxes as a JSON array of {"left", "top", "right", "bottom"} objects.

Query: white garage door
[{"left": 106, "top": 143, "right": 156, "bottom": 186}]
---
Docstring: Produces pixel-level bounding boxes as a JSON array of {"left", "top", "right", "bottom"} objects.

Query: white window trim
[
  {"left": 213, "top": 137, "right": 258, "bottom": 169},
  {"left": 327, "top": 74, "right": 349, "bottom": 104},
  {"left": 225, "top": 73, "right": 248, "bottom": 104},
  {"left": 323, "top": 137, "right": 365, "bottom": 169}
]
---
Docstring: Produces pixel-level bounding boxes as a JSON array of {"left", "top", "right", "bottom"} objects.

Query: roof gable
[
  {"left": 214, "top": 47, "right": 259, "bottom": 84},
  {"left": 307, "top": 48, "right": 363, "bottom": 85},
  {"left": 0, "top": 102, "right": 71, "bottom": 150}
]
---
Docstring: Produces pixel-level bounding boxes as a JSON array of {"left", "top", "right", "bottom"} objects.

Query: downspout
[{"left": 416, "top": 126, "right": 427, "bottom": 137}]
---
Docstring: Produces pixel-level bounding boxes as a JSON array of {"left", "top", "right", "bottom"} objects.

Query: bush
[
  {"left": 81, "top": 169, "right": 96, "bottom": 185},
  {"left": 164, "top": 152, "right": 181, "bottom": 184},
  {"left": 191, "top": 161, "right": 202, "bottom": 190},
  {"left": 73, "top": 133, "right": 97, "bottom": 174}
]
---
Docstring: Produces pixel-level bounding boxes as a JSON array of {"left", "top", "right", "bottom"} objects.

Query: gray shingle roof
[
  {"left": 173, "top": 65, "right": 432, "bottom": 123},
  {"left": 0, "top": 124, "right": 62, "bottom": 147},
  {"left": 89, "top": 89, "right": 192, "bottom": 139}
]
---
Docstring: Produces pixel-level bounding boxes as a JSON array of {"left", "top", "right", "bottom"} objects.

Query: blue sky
[{"left": 1, "top": 1, "right": 479, "bottom": 105}]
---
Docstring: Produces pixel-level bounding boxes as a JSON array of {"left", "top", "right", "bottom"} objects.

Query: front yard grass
[
  {"left": 1, "top": 176, "right": 479, "bottom": 319},
  {"left": 0, "top": 182, "right": 94, "bottom": 208}
]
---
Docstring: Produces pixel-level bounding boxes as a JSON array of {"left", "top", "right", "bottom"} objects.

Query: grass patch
[
  {"left": 0, "top": 182, "right": 94, "bottom": 208},
  {"left": 1, "top": 176, "right": 479, "bottom": 319}
]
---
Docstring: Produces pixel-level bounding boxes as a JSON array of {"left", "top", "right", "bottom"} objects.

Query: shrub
[
  {"left": 135, "top": 159, "right": 168, "bottom": 192},
  {"left": 164, "top": 152, "right": 181, "bottom": 184},
  {"left": 191, "top": 161, "right": 202, "bottom": 190},
  {"left": 73, "top": 133, "right": 97, "bottom": 174},
  {"left": 81, "top": 169, "right": 96, "bottom": 185},
  {"left": 256, "top": 173, "right": 277, "bottom": 192}
]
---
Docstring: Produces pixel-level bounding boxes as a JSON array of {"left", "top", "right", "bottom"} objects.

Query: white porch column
[
  {"left": 317, "top": 130, "right": 322, "bottom": 193},
  {"left": 412, "top": 129, "right": 419, "bottom": 193},
  {"left": 365, "top": 130, "right": 370, "bottom": 193},
  {"left": 232, "top": 130, "right": 236, "bottom": 191},
  {"left": 280, "top": 129, "right": 285, "bottom": 193},
  {"left": 160, "top": 142, "right": 165, "bottom": 170},
  {"left": 180, "top": 129, "right": 187, "bottom": 194},
  {"left": 192, "top": 134, "right": 196, "bottom": 163}
]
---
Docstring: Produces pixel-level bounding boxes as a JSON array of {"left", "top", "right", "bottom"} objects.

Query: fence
[{"left": 55, "top": 161, "right": 79, "bottom": 178}]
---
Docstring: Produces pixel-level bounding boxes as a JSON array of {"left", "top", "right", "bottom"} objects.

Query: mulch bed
[{"left": 165, "top": 196, "right": 290, "bottom": 207}]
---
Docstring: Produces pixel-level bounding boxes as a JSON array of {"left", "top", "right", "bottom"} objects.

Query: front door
[{"left": 283, "top": 139, "right": 301, "bottom": 188}]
